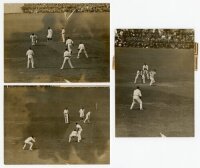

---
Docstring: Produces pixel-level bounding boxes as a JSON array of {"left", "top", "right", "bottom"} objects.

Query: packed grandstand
[
  {"left": 21, "top": 3, "right": 110, "bottom": 13},
  {"left": 115, "top": 29, "right": 194, "bottom": 49}
]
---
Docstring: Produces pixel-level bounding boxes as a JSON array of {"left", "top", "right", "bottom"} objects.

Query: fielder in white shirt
[
  {"left": 63, "top": 108, "right": 69, "bottom": 123},
  {"left": 84, "top": 111, "right": 91, "bottom": 123},
  {"left": 130, "top": 86, "right": 143, "bottom": 110},
  {"left": 142, "top": 63, "right": 149, "bottom": 79},
  {"left": 149, "top": 69, "right": 157, "bottom": 86},
  {"left": 60, "top": 48, "right": 74, "bottom": 69},
  {"left": 76, "top": 123, "right": 83, "bottom": 142},
  {"left": 79, "top": 107, "right": 85, "bottom": 120},
  {"left": 66, "top": 37, "right": 73, "bottom": 53},
  {"left": 47, "top": 27, "right": 53, "bottom": 41},
  {"left": 30, "top": 33, "right": 37, "bottom": 46},
  {"left": 26, "top": 47, "right": 35, "bottom": 69},
  {"left": 61, "top": 28, "right": 65, "bottom": 43},
  {"left": 77, "top": 42, "right": 88, "bottom": 59},
  {"left": 68, "top": 129, "right": 78, "bottom": 143},
  {"left": 22, "top": 136, "right": 36, "bottom": 150}
]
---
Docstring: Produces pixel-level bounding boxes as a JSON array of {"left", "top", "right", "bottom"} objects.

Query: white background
[{"left": 1, "top": 0, "right": 200, "bottom": 168}]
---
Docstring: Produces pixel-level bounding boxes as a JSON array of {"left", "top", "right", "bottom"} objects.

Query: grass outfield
[
  {"left": 4, "top": 13, "right": 110, "bottom": 83},
  {"left": 4, "top": 86, "right": 110, "bottom": 164},
  {"left": 116, "top": 48, "right": 194, "bottom": 137}
]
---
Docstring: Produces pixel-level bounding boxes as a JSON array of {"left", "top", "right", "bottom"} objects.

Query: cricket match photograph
[
  {"left": 4, "top": 86, "right": 110, "bottom": 164},
  {"left": 115, "top": 29, "right": 194, "bottom": 137},
  {"left": 4, "top": 3, "right": 110, "bottom": 83}
]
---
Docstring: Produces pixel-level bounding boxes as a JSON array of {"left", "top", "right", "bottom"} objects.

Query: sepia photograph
[
  {"left": 115, "top": 29, "right": 194, "bottom": 137},
  {"left": 4, "top": 3, "right": 110, "bottom": 83},
  {"left": 4, "top": 86, "right": 110, "bottom": 164}
]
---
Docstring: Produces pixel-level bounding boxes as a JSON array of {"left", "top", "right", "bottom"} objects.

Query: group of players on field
[
  {"left": 22, "top": 107, "right": 91, "bottom": 151},
  {"left": 131, "top": 63, "right": 157, "bottom": 111},
  {"left": 26, "top": 26, "right": 89, "bottom": 69},
  {"left": 134, "top": 63, "right": 156, "bottom": 86}
]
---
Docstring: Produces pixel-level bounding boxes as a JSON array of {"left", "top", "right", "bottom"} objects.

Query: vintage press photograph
[
  {"left": 4, "top": 3, "right": 110, "bottom": 83},
  {"left": 4, "top": 86, "right": 110, "bottom": 164},
  {"left": 115, "top": 29, "right": 194, "bottom": 137}
]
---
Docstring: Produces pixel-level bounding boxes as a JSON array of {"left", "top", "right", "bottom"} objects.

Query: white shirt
[
  {"left": 47, "top": 29, "right": 53, "bottom": 38},
  {"left": 143, "top": 65, "right": 149, "bottom": 71},
  {"left": 133, "top": 89, "right": 142, "bottom": 97},
  {"left": 26, "top": 49, "right": 34, "bottom": 56},
  {"left": 61, "top": 29, "right": 65, "bottom": 34},
  {"left": 76, "top": 124, "right": 82, "bottom": 131},
  {"left": 30, "top": 34, "right": 37, "bottom": 41},
  {"left": 25, "top": 137, "right": 35, "bottom": 143},
  {"left": 78, "top": 44, "right": 85, "bottom": 50},
  {"left": 64, "top": 50, "right": 71, "bottom": 57},
  {"left": 70, "top": 131, "right": 77, "bottom": 137},
  {"left": 66, "top": 39, "right": 73, "bottom": 45},
  {"left": 136, "top": 70, "right": 140, "bottom": 75},
  {"left": 64, "top": 109, "right": 69, "bottom": 116},
  {"left": 79, "top": 109, "right": 85, "bottom": 117}
]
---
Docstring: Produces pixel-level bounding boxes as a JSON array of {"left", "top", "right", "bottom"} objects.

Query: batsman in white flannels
[
  {"left": 22, "top": 136, "right": 36, "bottom": 150},
  {"left": 26, "top": 47, "right": 35, "bottom": 69},
  {"left": 130, "top": 86, "right": 143, "bottom": 110},
  {"left": 66, "top": 37, "right": 73, "bottom": 53},
  {"left": 142, "top": 63, "right": 149, "bottom": 79},
  {"left": 149, "top": 69, "right": 157, "bottom": 86},
  {"left": 30, "top": 33, "right": 37, "bottom": 46},
  {"left": 79, "top": 107, "right": 85, "bottom": 120},
  {"left": 60, "top": 48, "right": 74, "bottom": 69},
  {"left": 77, "top": 42, "right": 88, "bottom": 59}
]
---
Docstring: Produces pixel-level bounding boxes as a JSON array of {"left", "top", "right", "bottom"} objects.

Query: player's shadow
[{"left": 24, "top": 87, "right": 109, "bottom": 164}]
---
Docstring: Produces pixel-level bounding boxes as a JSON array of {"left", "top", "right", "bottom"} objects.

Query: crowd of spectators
[
  {"left": 21, "top": 3, "right": 110, "bottom": 13},
  {"left": 115, "top": 29, "right": 194, "bottom": 49}
]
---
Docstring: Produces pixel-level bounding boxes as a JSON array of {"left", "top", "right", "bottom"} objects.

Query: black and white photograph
[
  {"left": 4, "top": 3, "right": 110, "bottom": 83},
  {"left": 4, "top": 86, "right": 110, "bottom": 164},
  {"left": 115, "top": 29, "right": 194, "bottom": 137}
]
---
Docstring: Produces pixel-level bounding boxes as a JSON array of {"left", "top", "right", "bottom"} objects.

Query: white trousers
[
  {"left": 60, "top": 57, "right": 74, "bottom": 69},
  {"left": 64, "top": 114, "right": 69, "bottom": 123},
  {"left": 62, "top": 34, "right": 65, "bottom": 43},
  {"left": 130, "top": 96, "right": 143, "bottom": 110},
  {"left": 23, "top": 142, "right": 33, "bottom": 150},
  {"left": 150, "top": 77, "right": 155, "bottom": 86},
  {"left": 27, "top": 55, "right": 34, "bottom": 68},
  {"left": 77, "top": 48, "right": 88, "bottom": 58}
]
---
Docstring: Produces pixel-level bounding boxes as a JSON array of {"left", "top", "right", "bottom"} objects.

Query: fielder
[
  {"left": 66, "top": 37, "right": 73, "bottom": 53},
  {"left": 79, "top": 107, "right": 85, "bottom": 120},
  {"left": 77, "top": 42, "right": 88, "bottom": 59},
  {"left": 63, "top": 108, "right": 69, "bottom": 123},
  {"left": 84, "top": 111, "right": 91, "bottom": 123},
  {"left": 68, "top": 129, "right": 78, "bottom": 143},
  {"left": 149, "top": 69, "right": 157, "bottom": 86},
  {"left": 76, "top": 123, "right": 83, "bottom": 142},
  {"left": 60, "top": 48, "right": 74, "bottom": 69},
  {"left": 130, "top": 86, "right": 143, "bottom": 110},
  {"left": 134, "top": 70, "right": 144, "bottom": 84},
  {"left": 61, "top": 28, "right": 65, "bottom": 43},
  {"left": 30, "top": 33, "right": 37, "bottom": 46},
  {"left": 22, "top": 136, "right": 36, "bottom": 150},
  {"left": 26, "top": 47, "right": 35, "bottom": 69},
  {"left": 142, "top": 63, "right": 149, "bottom": 79},
  {"left": 47, "top": 27, "right": 53, "bottom": 41}
]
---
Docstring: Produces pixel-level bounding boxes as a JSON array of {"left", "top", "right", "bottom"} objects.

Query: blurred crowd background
[
  {"left": 21, "top": 3, "right": 110, "bottom": 13},
  {"left": 115, "top": 29, "right": 194, "bottom": 49}
]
